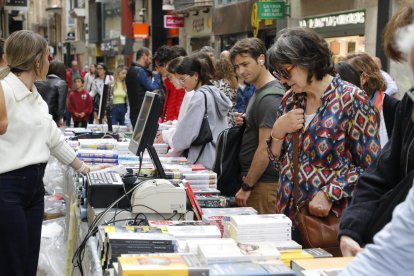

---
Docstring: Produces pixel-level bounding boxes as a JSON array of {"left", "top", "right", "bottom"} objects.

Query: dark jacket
[
  {"left": 383, "top": 93, "right": 400, "bottom": 138},
  {"left": 339, "top": 92, "right": 414, "bottom": 245},
  {"left": 35, "top": 74, "right": 68, "bottom": 123},
  {"left": 125, "top": 62, "right": 161, "bottom": 127}
]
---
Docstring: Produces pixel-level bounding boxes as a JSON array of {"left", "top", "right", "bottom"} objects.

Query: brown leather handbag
[{"left": 291, "top": 132, "right": 341, "bottom": 256}]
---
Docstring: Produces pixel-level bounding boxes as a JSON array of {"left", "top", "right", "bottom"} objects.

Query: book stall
[{"left": 38, "top": 115, "right": 353, "bottom": 276}]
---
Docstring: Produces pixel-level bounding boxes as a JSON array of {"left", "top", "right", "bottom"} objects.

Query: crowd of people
[{"left": 0, "top": 0, "right": 414, "bottom": 275}]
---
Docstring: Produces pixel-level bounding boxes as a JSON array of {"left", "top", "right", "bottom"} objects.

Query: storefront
[
  {"left": 299, "top": 10, "right": 366, "bottom": 62},
  {"left": 184, "top": 10, "right": 213, "bottom": 53}
]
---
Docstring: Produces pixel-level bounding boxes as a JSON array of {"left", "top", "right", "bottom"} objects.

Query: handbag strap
[
  {"left": 292, "top": 95, "right": 301, "bottom": 206},
  {"left": 199, "top": 90, "right": 208, "bottom": 117},
  {"left": 292, "top": 131, "right": 300, "bottom": 206},
  {"left": 193, "top": 90, "right": 209, "bottom": 164}
]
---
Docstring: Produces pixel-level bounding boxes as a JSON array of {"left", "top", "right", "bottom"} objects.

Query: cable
[{"left": 72, "top": 178, "right": 147, "bottom": 275}]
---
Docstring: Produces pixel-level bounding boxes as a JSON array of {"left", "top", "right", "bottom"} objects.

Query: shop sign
[
  {"left": 5, "top": 0, "right": 28, "bottom": 11},
  {"left": 299, "top": 11, "right": 365, "bottom": 29},
  {"left": 133, "top": 23, "right": 149, "bottom": 39},
  {"left": 193, "top": 18, "right": 204, "bottom": 33},
  {"left": 164, "top": 15, "right": 184, "bottom": 28},
  {"left": 258, "top": 1, "right": 285, "bottom": 20}
]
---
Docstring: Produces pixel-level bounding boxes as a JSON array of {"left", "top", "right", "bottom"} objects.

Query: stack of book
[
  {"left": 77, "top": 149, "right": 118, "bottom": 164},
  {"left": 117, "top": 253, "right": 209, "bottom": 276},
  {"left": 225, "top": 214, "right": 292, "bottom": 242},
  {"left": 148, "top": 220, "right": 222, "bottom": 239},
  {"left": 97, "top": 225, "right": 177, "bottom": 268},
  {"left": 201, "top": 207, "right": 257, "bottom": 236},
  {"left": 78, "top": 138, "right": 118, "bottom": 150},
  {"left": 106, "top": 231, "right": 177, "bottom": 267}
]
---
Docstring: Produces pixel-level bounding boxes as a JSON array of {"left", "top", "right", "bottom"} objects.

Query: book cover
[
  {"left": 184, "top": 181, "right": 203, "bottom": 220},
  {"left": 209, "top": 262, "right": 295, "bottom": 276},
  {"left": 149, "top": 220, "right": 211, "bottom": 227},
  {"left": 166, "top": 225, "right": 221, "bottom": 239},
  {"left": 198, "top": 241, "right": 280, "bottom": 264},
  {"left": 117, "top": 253, "right": 209, "bottom": 276},
  {"left": 292, "top": 257, "right": 353, "bottom": 276},
  {"left": 184, "top": 238, "right": 235, "bottom": 254},
  {"left": 230, "top": 214, "right": 292, "bottom": 229}
]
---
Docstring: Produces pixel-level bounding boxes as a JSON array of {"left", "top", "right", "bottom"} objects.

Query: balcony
[{"left": 174, "top": 0, "right": 213, "bottom": 14}]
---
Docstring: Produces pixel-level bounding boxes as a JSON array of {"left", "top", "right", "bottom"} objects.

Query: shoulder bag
[{"left": 292, "top": 131, "right": 342, "bottom": 256}]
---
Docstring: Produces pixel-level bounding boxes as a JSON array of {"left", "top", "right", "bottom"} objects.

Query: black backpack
[
  {"left": 214, "top": 86, "right": 285, "bottom": 196},
  {"left": 214, "top": 123, "right": 246, "bottom": 196}
]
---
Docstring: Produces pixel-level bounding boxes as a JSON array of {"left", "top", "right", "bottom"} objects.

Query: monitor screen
[{"left": 128, "top": 91, "right": 162, "bottom": 157}]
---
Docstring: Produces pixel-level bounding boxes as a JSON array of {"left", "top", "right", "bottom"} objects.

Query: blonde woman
[
  {"left": 0, "top": 30, "right": 107, "bottom": 275},
  {"left": 111, "top": 65, "right": 128, "bottom": 125}
]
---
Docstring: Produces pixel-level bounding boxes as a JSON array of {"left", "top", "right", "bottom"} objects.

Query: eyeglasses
[
  {"left": 178, "top": 75, "right": 191, "bottom": 85},
  {"left": 273, "top": 64, "right": 295, "bottom": 80},
  {"left": 96, "top": 67, "right": 104, "bottom": 70}
]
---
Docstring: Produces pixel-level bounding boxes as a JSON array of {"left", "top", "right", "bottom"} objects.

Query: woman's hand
[
  {"left": 340, "top": 235, "right": 363, "bottom": 256},
  {"left": 271, "top": 108, "right": 305, "bottom": 138},
  {"left": 309, "top": 191, "right": 332, "bottom": 217},
  {"left": 154, "top": 133, "right": 164, "bottom": 144},
  {"left": 89, "top": 164, "right": 113, "bottom": 172}
]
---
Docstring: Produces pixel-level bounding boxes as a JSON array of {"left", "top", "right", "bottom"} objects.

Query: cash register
[{"left": 86, "top": 92, "right": 187, "bottom": 213}]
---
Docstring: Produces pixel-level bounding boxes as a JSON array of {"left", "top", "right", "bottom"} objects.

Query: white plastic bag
[{"left": 37, "top": 217, "right": 67, "bottom": 276}]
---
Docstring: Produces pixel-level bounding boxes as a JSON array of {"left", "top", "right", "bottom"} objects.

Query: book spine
[{"left": 109, "top": 239, "right": 175, "bottom": 245}]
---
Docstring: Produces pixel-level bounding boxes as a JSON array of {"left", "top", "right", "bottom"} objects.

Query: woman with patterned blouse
[{"left": 267, "top": 28, "right": 381, "bottom": 241}]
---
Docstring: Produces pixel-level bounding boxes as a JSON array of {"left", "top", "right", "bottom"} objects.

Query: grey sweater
[{"left": 172, "top": 85, "right": 232, "bottom": 169}]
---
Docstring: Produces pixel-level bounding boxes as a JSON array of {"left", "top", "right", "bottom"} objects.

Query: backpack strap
[{"left": 252, "top": 82, "right": 285, "bottom": 122}]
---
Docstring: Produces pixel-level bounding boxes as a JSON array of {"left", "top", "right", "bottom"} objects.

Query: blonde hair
[
  {"left": 0, "top": 30, "right": 48, "bottom": 79},
  {"left": 114, "top": 65, "right": 127, "bottom": 92}
]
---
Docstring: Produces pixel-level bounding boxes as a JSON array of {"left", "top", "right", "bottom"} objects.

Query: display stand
[{"left": 146, "top": 144, "right": 166, "bottom": 179}]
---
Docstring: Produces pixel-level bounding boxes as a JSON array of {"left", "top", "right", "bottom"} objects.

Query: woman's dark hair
[
  {"left": 166, "top": 56, "right": 184, "bottom": 74},
  {"left": 335, "top": 62, "right": 361, "bottom": 88},
  {"left": 48, "top": 60, "right": 67, "bottom": 80},
  {"left": 345, "top": 53, "right": 385, "bottom": 97},
  {"left": 213, "top": 57, "right": 238, "bottom": 89},
  {"left": 174, "top": 53, "right": 214, "bottom": 86},
  {"left": 171, "top": 45, "right": 187, "bottom": 57},
  {"left": 268, "top": 27, "right": 334, "bottom": 84},
  {"left": 96, "top": 62, "right": 108, "bottom": 73}
]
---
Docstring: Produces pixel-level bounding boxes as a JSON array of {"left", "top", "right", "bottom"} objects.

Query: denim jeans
[
  {"left": 0, "top": 163, "right": 46, "bottom": 276},
  {"left": 111, "top": 103, "right": 127, "bottom": 126}
]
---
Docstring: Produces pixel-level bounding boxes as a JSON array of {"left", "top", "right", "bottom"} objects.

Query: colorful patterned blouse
[{"left": 269, "top": 75, "right": 381, "bottom": 221}]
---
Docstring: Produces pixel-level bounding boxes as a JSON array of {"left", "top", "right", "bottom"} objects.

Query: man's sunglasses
[{"left": 272, "top": 64, "right": 295, "bottom": 80}]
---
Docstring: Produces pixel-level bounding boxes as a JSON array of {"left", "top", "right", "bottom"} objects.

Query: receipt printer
[{"left": 131, "top": 179, "right": 186, "bottom": 214}]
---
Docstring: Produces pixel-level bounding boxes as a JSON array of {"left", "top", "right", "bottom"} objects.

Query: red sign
[{"left": 164, "top": 15, "right": 184, "bottom": 28}]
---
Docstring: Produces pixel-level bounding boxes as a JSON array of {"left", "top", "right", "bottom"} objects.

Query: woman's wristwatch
[{"left": 241, "top": 181, "right": 254, "bottom": 191}]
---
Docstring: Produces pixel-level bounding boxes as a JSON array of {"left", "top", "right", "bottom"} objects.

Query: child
[{"left": 68, "top": 77, "right": 93, "bottom": 128}]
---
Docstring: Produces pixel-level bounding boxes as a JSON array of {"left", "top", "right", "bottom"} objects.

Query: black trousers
[{"left": 0, "top": 163, "right": 46, "bottom": 276}]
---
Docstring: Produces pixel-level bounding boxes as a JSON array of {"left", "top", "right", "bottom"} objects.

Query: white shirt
[
  {"left": 0, "top": 73, "right": 76, "bottom": 174},
  {"left": 89, "top": 75, "right": 114, "bottom": 98},
  {"left": 381, "top": 70, "right": 399, "bottom": 96}
]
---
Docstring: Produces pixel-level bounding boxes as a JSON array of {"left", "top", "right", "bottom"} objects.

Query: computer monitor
[{"left": 128, "top": 91, "right": 166, "bottom": 178}]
